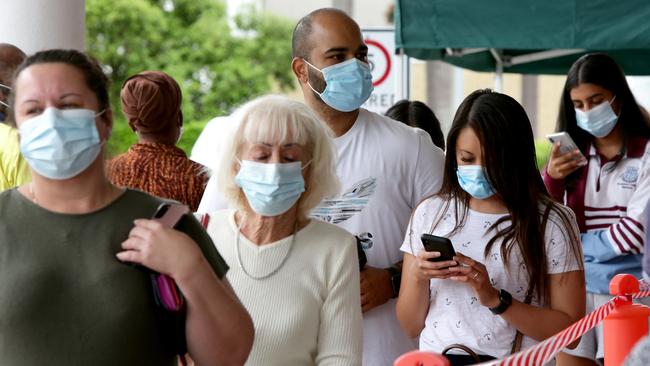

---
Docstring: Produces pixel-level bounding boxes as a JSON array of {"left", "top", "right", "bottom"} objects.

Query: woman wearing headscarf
[{"left": 107, "top": 71, "right": 208, "bottom": 211}]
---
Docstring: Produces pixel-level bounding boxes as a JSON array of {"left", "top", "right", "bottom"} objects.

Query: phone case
[
  {"left": 153, "top": 203, "right": 190, "bottom": 228},
  {"left": 421, "top": 234, "right": 456, "bottom": 262}
]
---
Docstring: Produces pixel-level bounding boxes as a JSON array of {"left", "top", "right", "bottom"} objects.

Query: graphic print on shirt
[{"left": 311, "top": 177, "right": 377, "bottom": 249}]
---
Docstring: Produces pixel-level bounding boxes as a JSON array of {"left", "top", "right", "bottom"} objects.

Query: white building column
[{"left": 0, "top": 0, "right": 85, "bottom": 54}]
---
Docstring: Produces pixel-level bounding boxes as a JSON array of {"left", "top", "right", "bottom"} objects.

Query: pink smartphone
[{"left": 150, "top": 203, "right": 190, "bottom": 311}]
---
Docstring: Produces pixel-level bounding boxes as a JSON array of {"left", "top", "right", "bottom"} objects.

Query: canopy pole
[{"left": 490, "top": 48, "right": 504, "bottom": 92}]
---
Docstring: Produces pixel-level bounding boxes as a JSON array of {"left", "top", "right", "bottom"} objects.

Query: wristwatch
[
  {"left": 386, "top": 267, "right": 401, "bottom": 298},
  {"left": 489, "top": 289, "right": 512, "bottom": 315}
]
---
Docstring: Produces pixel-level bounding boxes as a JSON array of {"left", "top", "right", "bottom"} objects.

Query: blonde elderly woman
[{"left": 205, "top": 95, "right": 362, "bottom": 366}]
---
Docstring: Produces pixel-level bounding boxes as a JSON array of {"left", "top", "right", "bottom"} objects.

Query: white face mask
[
  {"left": 304, "top": 58, "right": 374, "bottom": 112},
  {"left": 235, "top": 160, "right": 307, "bottom": 216},
  {"left": 19, "top": 108, "right": 104, "bottom": 180},
  {"left": 575, "top": 97, "right": 618, "bottom": 138}
]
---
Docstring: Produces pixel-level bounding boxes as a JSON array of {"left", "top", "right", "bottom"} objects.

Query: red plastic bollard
[
  {"left": 604, "top": 274, "right": 650, "bottom": 366},
  {"left": 394, "top": 351, "right": 450, "bottom": 366}
]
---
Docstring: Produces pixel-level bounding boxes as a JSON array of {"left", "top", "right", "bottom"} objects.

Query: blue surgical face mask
[
  {"left": 456, "top": 165, "right": 496, "bottom": 200},
  {"left": 235, "top": 160, "right": 308, "bottom": 217},
  {"left": 575, "top": 97, "right": 618, "bottom": 138},
  {"left": 304, "top": 58, "right": 373, "bottom": 112},
  {"left": 19, "top": 107, "right": 104, "bottom": 180}
]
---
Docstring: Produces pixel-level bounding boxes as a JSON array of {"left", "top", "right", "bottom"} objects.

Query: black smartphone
[
  {"left": 152, "top": 203, "right": 190, "bottom": 228},
  {"left": 421, "top": 233, "right": 456, "bottom": 262}
]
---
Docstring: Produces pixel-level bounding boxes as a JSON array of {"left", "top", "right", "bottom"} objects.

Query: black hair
[
  {"left": 292, "top": 8, "right": 351, "bottom": 60},
  {"left": 9, "top": 49, "right": 110, "bottom": 123},
  {"left": 385, "top": 99, "right": 445, "bottom": 150},
  {"left": 436, "top": 89, "right": 582, "bottom": 301},
  {"left": 557, "top": 53, "right": 650, "bottom": 152}
]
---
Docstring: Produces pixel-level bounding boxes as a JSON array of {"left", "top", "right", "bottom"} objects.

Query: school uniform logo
[
  {"left": 622, "top": 166, "right": 639, "bottom": 183},
  {"left": 618, "top": 166, "right": 638, "bottom": 190}
]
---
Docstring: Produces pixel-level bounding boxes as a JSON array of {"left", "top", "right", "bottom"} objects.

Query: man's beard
[{"left": 307, "top": 67, "right": 327, "bottom": 104}]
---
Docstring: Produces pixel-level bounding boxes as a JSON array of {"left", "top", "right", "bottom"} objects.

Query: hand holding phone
[
  {"left": 547, "top": 132, "right": 587, "bottom": 163},
  {"left": 546, "top": 132, "right": 588, "bottom": 179},
  {"left": 421, "top": 234, "right": 457, "bottom": 262},
  {"left": 152, "top": 202, "right": 190, "bottom": 228},
  {"left": 150, "top": 203, "right": 190, "bottom": 312}
]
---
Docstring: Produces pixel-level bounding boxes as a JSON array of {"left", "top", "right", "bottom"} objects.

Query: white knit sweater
[{"left": 207, "top": 210, "right": 362, "bottom": 366}]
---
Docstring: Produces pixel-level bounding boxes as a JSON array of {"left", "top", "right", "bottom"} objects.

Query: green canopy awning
[{"left": 395, "top": 0, "right": 650, "bottom": 75}]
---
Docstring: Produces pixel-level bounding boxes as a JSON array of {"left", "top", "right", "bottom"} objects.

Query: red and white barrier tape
[
  {"left": 634, "top": 278, "right": 650, "bottom": 297},
  {"left": 477, "top": 279, "right": 650, "bottom": 366}
]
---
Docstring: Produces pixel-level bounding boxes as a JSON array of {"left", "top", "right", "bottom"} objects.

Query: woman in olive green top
[{"left": 0, "top": 49, "right": 254, "bottom": 366}]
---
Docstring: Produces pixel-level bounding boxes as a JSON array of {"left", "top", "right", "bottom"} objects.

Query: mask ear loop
[
  {"left": 302, "top": 59, "right": 325, "bottom": 95},
  {"left": 0, "top": 82, "right": 11, "bottom": 107},
  {"left": 94, "top": 109, "right": 110, "bottom": 147},
  {"left": 0, "top": 84, "right": 11, "bottom": 109},
  {"left": 609, "top": 95, "right": 621, "bottom": 118}
]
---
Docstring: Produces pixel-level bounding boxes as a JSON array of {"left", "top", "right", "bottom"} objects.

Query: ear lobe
[
  {"left": 291, "top": 57, "right": 309, "bottom": 84},
  {"left": 99, "top": 108, "right": 114, "bottom": 138}
]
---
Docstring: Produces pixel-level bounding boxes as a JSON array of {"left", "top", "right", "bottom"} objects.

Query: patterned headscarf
[{"left": 120, "top": 70, "right": 182, "bottom": 133}]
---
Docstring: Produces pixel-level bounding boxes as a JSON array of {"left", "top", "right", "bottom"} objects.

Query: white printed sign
[{"left": 361, "top": 27, "right": 409, "bottom": 114}]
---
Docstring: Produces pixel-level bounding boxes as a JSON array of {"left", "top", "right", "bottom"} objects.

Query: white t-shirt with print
[
  {"left": 400, "top": 195, "right": 581, "bottom": 359},
  {"left": 311, "top": 109, "right": 445, "bottom": 366}
]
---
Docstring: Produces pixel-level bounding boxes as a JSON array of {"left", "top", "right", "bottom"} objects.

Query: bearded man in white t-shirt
[{"left": 290, "top": 8, "right": 445, "bottom": 365}]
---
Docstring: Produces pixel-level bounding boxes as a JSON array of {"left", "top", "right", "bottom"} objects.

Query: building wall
[
  {"left": 537, "top": 75, "right": 565, "bottom": 136},
  {"left": 0, "top": 0, "right": 85, "bottom": 53}
]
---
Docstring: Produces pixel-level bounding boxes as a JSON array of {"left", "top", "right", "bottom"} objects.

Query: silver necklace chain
[{"left": 235, "top": 214, "right": 298, "bottom": 280}]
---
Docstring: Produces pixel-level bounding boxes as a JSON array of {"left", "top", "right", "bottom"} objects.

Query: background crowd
[{"left": 0, "top": 6, "right": 649, "bottom": 366}]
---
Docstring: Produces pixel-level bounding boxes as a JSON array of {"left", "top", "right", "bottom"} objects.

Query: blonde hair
[{"left": 217, "top": 95, "right": 340, "bottom": 218}]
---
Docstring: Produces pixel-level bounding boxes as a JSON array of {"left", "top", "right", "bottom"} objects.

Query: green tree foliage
[{"left": 86, "top": 0, "right": 295, "bottom": 157}]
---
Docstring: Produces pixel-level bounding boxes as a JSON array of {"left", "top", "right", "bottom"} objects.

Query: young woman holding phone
[
  {"left": 544, "top": 53, "right": 650, "bottom": 366},
  {"left": 397, "top": 89, "right": 585, "bottom": 366}
]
